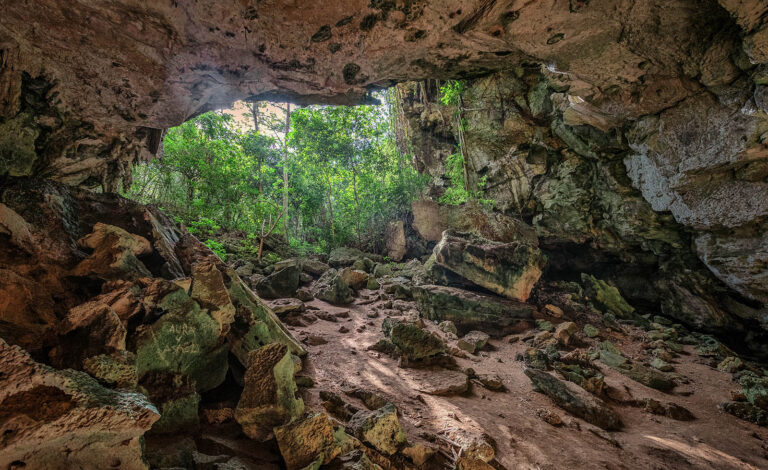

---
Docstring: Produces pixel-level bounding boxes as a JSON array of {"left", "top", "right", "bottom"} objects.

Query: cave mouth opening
[{"left": 121, "top": 88, "right": 428, "bottom": 260}]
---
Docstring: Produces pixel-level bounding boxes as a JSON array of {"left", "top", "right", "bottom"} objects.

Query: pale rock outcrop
[{"left": 432, "top": 230, "right": 546, "bottom": 302}]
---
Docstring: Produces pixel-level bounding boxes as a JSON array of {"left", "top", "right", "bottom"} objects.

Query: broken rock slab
[
  {"left": 234, "top": 343, "right": 304, "bottom": 441},
  {"left": 312, "top": 268, "right": 354, "bottom": 305},
  {"left": 525, "top": 367, "right": 622, "bottom": 431},
  {"left": 348, "top": 403, "right": 408, "bottom": 456},
  {"left": 411, "top": 368, "right": 470, "bottom": 396},
  {"left": 413, "top": 284, "right": 534, "bottom": 337},
  {"left": 0, "top": 338, "right": 159, "bottom": 470},
  {"left": 432, "top": 230, "right": 546, "bottom": 302},
  {"left": 274, "top": 413, "right": 342, "bottom": 470}
]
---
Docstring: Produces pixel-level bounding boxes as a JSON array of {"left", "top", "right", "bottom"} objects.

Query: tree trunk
[
  {"left": 249, "top": 102, "right": 263, "bottom": 194},
  {"left": 326, "top": 176, "right": 335, "bottom": 243},
  {"left": 352, "top": 165, "right": 361, "bottom": 247},
  {"left": 282, "top": 103, "right": 291, "bottom": 240}
]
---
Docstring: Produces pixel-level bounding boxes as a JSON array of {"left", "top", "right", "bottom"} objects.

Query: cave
[{"left": 1, "top": 1, "right": 768, "bottom": 469}]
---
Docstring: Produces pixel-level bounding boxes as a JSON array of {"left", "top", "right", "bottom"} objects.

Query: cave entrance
[{"left": 122, "top": 90, "right": 426, "bottom": 262}]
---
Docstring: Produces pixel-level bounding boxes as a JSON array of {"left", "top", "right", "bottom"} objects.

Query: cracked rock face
[{"left": 1, "top": 0, "right": 767, "bottom": 188}]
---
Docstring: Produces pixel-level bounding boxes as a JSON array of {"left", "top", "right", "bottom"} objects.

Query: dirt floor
[{"left": 283, "top": 290, "right": 768, "bottom": 470}]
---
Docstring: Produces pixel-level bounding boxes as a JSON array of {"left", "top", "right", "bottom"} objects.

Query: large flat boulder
[
  {"left": 412, "top": 285, "right": 534, "bottom": 337},
  {"left": 432, "top": 230, "right": 546, "bottom": 302}
]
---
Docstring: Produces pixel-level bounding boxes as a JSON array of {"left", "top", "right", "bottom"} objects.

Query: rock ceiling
[{"left": 0, "top": 0, "right": 765, "bottom": 186}]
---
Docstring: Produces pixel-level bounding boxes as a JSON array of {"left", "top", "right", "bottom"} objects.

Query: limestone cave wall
[{"left": 395, "top": 60, "right": 768, "bottom": 355}]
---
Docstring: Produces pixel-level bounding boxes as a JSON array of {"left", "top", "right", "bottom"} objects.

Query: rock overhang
[{"left": 0, "top": 0, "right": 765, "bottom": 187}]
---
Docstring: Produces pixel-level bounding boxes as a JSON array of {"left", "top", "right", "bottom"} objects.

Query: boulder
[
  {"left": 190, "top": 261, "right": 236, "bottom": 333},
  {"left": 412, "top": 285, "right": 534, "bottom": 336},
  {"left": 524, "top": 368, "right": 622, "bottom": 430},
  {"left": 82, "top": 352, "right": 138, "bottom": 389},
  {"left": 234, "top": 261, "right": 254, "bottom": 277},
  {"left": 142, "top": 372, "right": 200, "bottom": 435},
  {"left": 312, "top": 269, "right": 353, "bottom": 305},
  {"left": 412, "top": 199, "right": 538, "bottom": 244},
  {"left": 329, "top": 247, "right": 365, "bottom": 267},
  {"left": 303, "top": 258, "right": 331, "bottom": 276},
  {"left": 274, "top": 413, "right": 341, "bottom": 470},
  {"left": 366, "top": 276, "right": 380, "bottom": 290},
  {"left": 457, "top": 331, "right": 490, "bottom": 354},
  {"left": 49, "top": 300, "right": 126, "bottom": 369},
  {"left": 348, "top": 403, "right": 407, "bottom": 455},
  {"left": 234, "top": 343, "right": 304, "bottom": 441},
  {"left": 373, "top": 263, "right": 393, "bottom": 278},
  {"left": 385, "top": 220, "right": 407, "bottom": 261},
  {"left": 581, "top": 274, "right": 636, "bottom": 319},
  {"left": 384, "top": 319, "right": 445, "bottom": 363},
  {"left": 352, "top": 257, "right": 375, "bottom": 273},
  {"left": 255, "top": 261, "right": 300, "bottom": 299},
  {"left": 432, "top": 230, "right": 546, "bottom": 302},
  {"left": 71, "top": 223, "right": 153, "bottom": 281},
  {"left": 226, "top": 268, "right": 307, "bottom": 365},
  {"left": 340, "top": 267, "right": 369, "bottom": 291},
  {"left": 0, "top": 339, "right": 159, "bottom": 470},
  {"left": 134, "top": 279, "right": 230, "bottom": 392}
]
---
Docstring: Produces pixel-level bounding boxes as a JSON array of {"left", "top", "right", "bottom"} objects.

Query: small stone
[
  {"left": 402, "top": 444, "right": 437, "bottom": 467},
  {"left": 305, "top": 334, "right": 328, "bottom": 346},
  {"left": 554, "top": 321, "right": 578, "bottom": 346},
  {"left": 650, "top": 357, "right": 674, "bottom": 372},
  {"left": 477, "top": 374, "right": 504, "bottom": 391},
  {"left": 438, "top": 320, "right": 458, "bottom": 336},
  {"left": 544, "top": 304, "right": 564, "bottom": 318},
  {"left": 536, "top": 319, "right": 554, "bottom": 332},
  {"left": 296, "top": 287, "right": 314, "bottom": 301},
  {"left": 583, "top": 324, "right": 599, "bottom": 338},
  {"left": 536, "top": 408, "right": 563, "bottom": 427},
  {"left": 457, "top": 330, "right": 490, "bottom": 354},
  {"left": 339, "top": 326, "right": 350, "bottom": 333},
  {"left": 718, "top": 356, "right": 744, "bottom": 373}
]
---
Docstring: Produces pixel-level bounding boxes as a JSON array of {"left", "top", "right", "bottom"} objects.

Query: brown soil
[{"left": 289, "top": 291, "right": 768, "bottom": 470}]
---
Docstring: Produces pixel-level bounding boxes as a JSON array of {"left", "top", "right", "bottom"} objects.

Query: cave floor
[{"left": 286, "top": 290, "right": 768, "bottom": 470}]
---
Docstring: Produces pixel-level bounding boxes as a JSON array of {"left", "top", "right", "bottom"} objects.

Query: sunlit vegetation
[{"left": 123, "top": 91, "right": 427, "bottom": 255}]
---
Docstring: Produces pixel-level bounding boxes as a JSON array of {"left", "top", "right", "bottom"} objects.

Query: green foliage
[
  {"left": 203, "top": 239, "right": 227, "bottom": 260},
  {"left": 439, "top": 152, "right": 471, "bottom": 205},
  {"left": 438, "top": 151, "right": 495, "bottom": 207},
  {"left": 439, "top": 80, "right": 465, "bottom": 106},
  {"left": 123, "top": 91, "right": 426, "bottom": 255}
]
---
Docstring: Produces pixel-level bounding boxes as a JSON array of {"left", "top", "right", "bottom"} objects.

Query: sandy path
[{"left": 286, "top": 290, "right": 768, "bottom": 470}]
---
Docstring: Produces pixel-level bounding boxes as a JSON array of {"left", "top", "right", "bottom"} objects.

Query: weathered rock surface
[
  {"left": 432, "top": 230, "right": 546, "bottom": 302},
  {"left": 385, "top": 220, "right": 407, "bottom": 262},
  {"left": 525, "top": 367, "right": 622, "bottom": 431},
  {"left": 0, "top": 338, "right": 159, "bottom": 470},
  {"left": 348, "top": 403, "right": 407, "bottom": 456},
  {"left": 4, "top": 0, "right": 764, "bottom": 194},
  {"left": 274, "top": 413, "right": 341, "bottom": 470},
  {"left": 234, "top": 343, "right": 304, "bottom": 441},
  {"left": 254, "top": 260, "right": 300, "bottom": 299},
  {"left": 312, "top": 268, "right": 354, "bottom": 305},
  {"left": 383, "top": 318, "right": 446, "bottom": 363},
  {"left": 412, "top": 284, "right": 534, "bottom": 336},
  {"left": 397, "top": 60, "right": 768, "bottom": 357}
]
